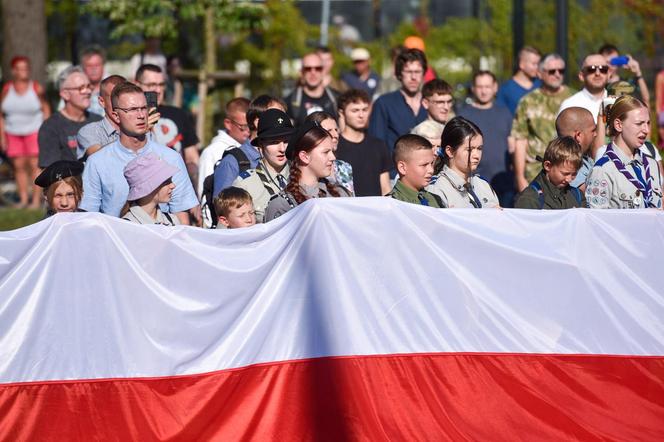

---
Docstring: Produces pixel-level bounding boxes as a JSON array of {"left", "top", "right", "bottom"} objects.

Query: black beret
[
  {"left": 285, "top": 119, "right": 322, "bottom": 161},
  {"left": 35, "top": 160, "right": 84, "bottom": 188}
]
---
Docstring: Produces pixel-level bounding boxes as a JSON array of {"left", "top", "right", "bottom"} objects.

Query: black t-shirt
[
  {"left": 153, "top": 105, "right": 199, "bottom": 154},
  {"left": 285, "top": 87, "right": 338, "bottom": 126},
  {"left": 336, "top": 134, "right": 391, "bottom": 196},
  {"left": 38, "top": 111, "right": 102, "bottom": 168}
]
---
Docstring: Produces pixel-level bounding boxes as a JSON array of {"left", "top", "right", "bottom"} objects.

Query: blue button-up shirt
[
  {"left": 368, "top": 89, "right": 427, "bottom": 156},
  {"left": 80, "top": 139, "right": 198, "bottom": 217},
  {"left": 212, "top": 140, "right": 261, "bottom": 197}
]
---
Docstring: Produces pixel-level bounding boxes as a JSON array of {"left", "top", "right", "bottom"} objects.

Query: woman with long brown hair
[{"left": 264, "top": 120, "right": 351, "bottom": 221}]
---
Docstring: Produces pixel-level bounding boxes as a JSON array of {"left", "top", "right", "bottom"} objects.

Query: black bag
[{"left": 201, "top": 148, "right": 251, "bottom": 227}]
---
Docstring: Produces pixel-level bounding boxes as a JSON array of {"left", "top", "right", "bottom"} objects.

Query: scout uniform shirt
[
  {"left": 515, "top": 169, "right": 586, "bottom": 209},
  {"left": 122, "top": 205, "right": 180, "bottom": 226},
  {"left": 387, "top": 179, "right": 442, "bottom": 207},
  {"left": 264, "top": 180, "right": 351, "bottom": 221},
  {"left": 426, "top": 165, "right": 499, "bottom": 208},
  {"left": 511, "top": 87, "right": 574, "bottom": 181},
  {"left": 232, "top": 161, "right": 290, "bottom": 223},
  {"left": 586, "top": 144, "right": 663, "bottom": 209}
]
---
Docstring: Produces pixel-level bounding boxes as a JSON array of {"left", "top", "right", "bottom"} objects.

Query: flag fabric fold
[{"left": 1, "top": 199, "right": 663, "bottom": 440}]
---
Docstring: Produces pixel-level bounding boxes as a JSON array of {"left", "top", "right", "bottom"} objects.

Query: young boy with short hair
[
  {"left": 387, "top": 134, "right": 442, "bottom": 207},
  {"left": 214, "top": 186, "right": 257, "bottom": 228},
  {"left": 515, "top": 136, "right": 586, "bottom": 209}
]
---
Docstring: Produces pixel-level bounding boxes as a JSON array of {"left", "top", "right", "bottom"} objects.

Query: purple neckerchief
[{"left": 604, "top": 143, "right": 654, "bottom": 206}]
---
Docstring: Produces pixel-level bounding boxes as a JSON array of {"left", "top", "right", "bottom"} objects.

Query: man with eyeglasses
[
  {"left": 38, "top": 66, "right": 102, "bottom": 168},
  {"left": 285, "top": 52, "right": 339, "bottom": 127},
  {"left": 512, "top": 53, "right": 574, "bottom": 191},
  {"left": 412, "top": 79, "right": 454, "bottom": 137},
  {"left": 135, "top": 64, "right": 200, "bottom": 188},
  {"left": 80, "top": 82, "right": 198, "bottom": 223},
  {"left": 458, "top": 70, "right": 515, "bottom": 207},
  {"left": 368, "top": 48, "right": 428, "bottom": 172}
]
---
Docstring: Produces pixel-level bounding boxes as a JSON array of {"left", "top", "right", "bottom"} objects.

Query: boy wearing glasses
[
  {"left": 285, "top": 52, "right": 339, "bottom": 127},
  {"left": 38, "top": 66, "right": 102, "bottom": 168},
  {"left": 511, "top": 53, "right": 574, "bottom": 191}
]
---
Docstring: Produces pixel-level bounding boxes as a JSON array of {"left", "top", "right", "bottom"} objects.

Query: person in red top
[{"left": 0, "top": 56, "right": 51, "bottom": 208}]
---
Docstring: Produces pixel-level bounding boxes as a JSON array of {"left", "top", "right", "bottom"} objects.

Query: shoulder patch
[
  {"left": 429, "top": 175, "right": 440, "bottom": 185},
  {"left": 239, "top": 170, "right": 252, "bottom": 179}
]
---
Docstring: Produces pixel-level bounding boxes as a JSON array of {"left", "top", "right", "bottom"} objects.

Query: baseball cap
[{"left": 351, "top": 48, "right": 370, "bottom": 62}]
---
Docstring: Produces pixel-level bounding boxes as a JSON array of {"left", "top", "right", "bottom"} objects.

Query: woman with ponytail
[
  {"left": 264, "top": 120, "right": 352, "bottom": 221},
  {"left": 426, "top": 116, "right": 499, "bottom": 208}
]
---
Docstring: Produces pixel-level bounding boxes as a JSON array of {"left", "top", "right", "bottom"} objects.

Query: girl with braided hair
[{"left": 264, "top": 120, "right": 352, "bottom": 221}]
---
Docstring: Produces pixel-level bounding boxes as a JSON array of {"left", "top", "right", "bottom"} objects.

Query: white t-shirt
[{"left": 558, "top": 88, "right": 607, "bottom": 122}]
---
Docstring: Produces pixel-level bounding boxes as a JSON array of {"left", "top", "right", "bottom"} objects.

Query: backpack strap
[
  {"left": 222, "top": 147, "right": 251, "bottom": 173},
  {"left": 570, "top": 186, "right": 583, "bottom": 205},
  {"left": 644, "top": 141, "right": 657, "bottom": 160},
  {"left": 163, "top": 212, "right": 175, "bottom": 225},
  {"left": 529, "top": 181, "right": 545, "bottom": 210}
]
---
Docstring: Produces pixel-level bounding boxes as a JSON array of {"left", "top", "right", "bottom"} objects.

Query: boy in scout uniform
[
  {"left": 586, "top": 95, "right": 663, "bottom": 209},
  {"left": 387, "top": 134, "right": 442, "bottom": 207},
  {"left": 231, "top": 109, "right": 294, "bottom": 222},
  {"left": 515, "top": 136, "right": 586, "bottom": 209}
]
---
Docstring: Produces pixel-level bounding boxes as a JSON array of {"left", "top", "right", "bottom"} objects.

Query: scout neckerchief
[
  {"left": 605, "top": 143, "right": 655, "bottom": 207},
  {"left": 441, "top": 168, "right": 482, "bottom": 208}
]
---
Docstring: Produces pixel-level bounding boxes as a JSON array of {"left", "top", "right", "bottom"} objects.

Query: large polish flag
[{"left": 0, "top": 199, "right": 663, "bottom": 441}]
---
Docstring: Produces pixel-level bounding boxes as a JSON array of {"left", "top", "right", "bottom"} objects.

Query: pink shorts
[{"left": 5, "top": 132, "right": 39, "bottom": 158}]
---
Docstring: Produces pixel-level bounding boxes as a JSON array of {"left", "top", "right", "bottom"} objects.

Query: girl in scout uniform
[
  {"left": 120, "top": 153, "right": 180, "bottom": 226},
  {"left": 426, "top": 116, "right": 500, "bottom": 208},
  {"left": 586, "top": 95, "right": 663, "bottom": 209},
  {"left": 264, "top": 120, "right": 352, "bottom": 221},
  {"left": 34, "top": 160, "right": 85, "bottom": 216}
]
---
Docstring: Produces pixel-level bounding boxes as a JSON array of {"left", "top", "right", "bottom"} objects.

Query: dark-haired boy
[
  {"left": 336, "top": 89, "right": 391, "bottom": 196},
  {"left": 515, "top": 136, "right": 586, "bottom": 209},
  {"left": 412, "top": 79, "right": 454, "bottom": 135},
  {"left": 387, "top": 134, "right": 442, "bottom": 207}
]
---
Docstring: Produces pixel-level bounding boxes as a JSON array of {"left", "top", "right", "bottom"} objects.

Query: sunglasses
[
  {"left": 583, "top": 65, "right": 609, "bottom": 75},
  {"left": 302, "top": 66, "right": 323, "bottom": 73},
  {"left": 546, "top": 68, "right": 566, "bottom": 75}
]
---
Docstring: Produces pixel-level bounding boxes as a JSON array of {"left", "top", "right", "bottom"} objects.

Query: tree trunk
[{"left": 2, "top": 0, "right": 48, "bottom": 85}]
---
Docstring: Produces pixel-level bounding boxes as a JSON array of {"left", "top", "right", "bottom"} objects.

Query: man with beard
[
  {"left": 336, "top": 89, "right": 391, "bottom": 196},
  {"left": 368, "top": 48, "right": 428, "bottom": 161},
  {"left": 512, "top": 53, "right": 574, "bottom": 191},
  {"left": 496, "top": 46, "right": 542, "bottom": 115},
  {"left": 458, "top": 71, "right": 514, "bottom": 206}
]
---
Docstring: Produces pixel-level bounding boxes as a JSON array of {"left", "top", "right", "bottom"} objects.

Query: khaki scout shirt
[
  {"left": 232, "top": 162, "right": 290, "bottom": 223},
  {"left": 586, "top": 145, "right": 663, "bottom": 209},
  {"left": 426, "top": 166, "right": 500, "bottom": 208}
]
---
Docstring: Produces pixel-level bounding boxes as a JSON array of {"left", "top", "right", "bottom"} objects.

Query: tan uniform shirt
[
  {"left": 426, "top": 165, "right": 500, "bottom": 208},
  {"left": 586, "top": 145, "right": 663, "bottom": 209},
  {"left": 232, "top": 162, "right": 290, "bottom": 223}
]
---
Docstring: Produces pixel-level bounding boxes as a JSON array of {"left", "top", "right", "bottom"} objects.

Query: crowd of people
[{"left": 3, "top": 40, "right": 664, "bottom": 230}]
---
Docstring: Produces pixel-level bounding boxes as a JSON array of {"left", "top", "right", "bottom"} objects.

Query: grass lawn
[{"left": 0, "top": 208, "right": 46, "bottom": 231}]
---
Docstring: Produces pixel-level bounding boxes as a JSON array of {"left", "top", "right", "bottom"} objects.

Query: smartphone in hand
[{"left": 144, "top": 91, "right": 158, "bottom": 112}]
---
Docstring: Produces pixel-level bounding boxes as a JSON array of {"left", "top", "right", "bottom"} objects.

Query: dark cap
[
  {"left": 35, "top": 160, "right": 84, "bottom": 188},
  {"left": 285, "top": 119, "right": 324, "bottom": 161},
  {"left": 251, "top": 109, "right": 295, "bottom": 146}
]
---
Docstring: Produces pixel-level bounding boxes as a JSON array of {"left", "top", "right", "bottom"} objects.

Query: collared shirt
[
  {"left": 586, "top": 144, "right": 663, "bottom": 209},
  {"left": 233, "top": 161, "right": 290, "bottom": 223},
  {"left": 264, "top": 180, "right": 351, "bottom": 221},
  {"left": 558, "top": 88, "right": 607, "bottom": 123},
  {"left": 387, "top": 179, "right": 441, "bottom": 207},
  {"left": 76, "top": 117, "right": 119, "bottom": 159},
  {"left": 80, "top": 138, "right": 198, "bottom": 217},
  {"left": 122, "top": 205, "right": 180, "bottom": 225},
  {"left": 570, "top": 154, "right": 595, "bottom": 189},
  {"left": 515, "top": 169, "right": 586, "bottom": 209},
  {"left": 368, "top": 90, "right": 427, "bottom": 158},
  {"left": 212, "top": 139, "right": 261, "bottom": 197},
  {"left": 426, "top": 165, "right": 499, "bottom": 208}
]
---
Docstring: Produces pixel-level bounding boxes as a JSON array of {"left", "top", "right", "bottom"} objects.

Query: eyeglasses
[
  {"left": 546, "top": 68, "right": 566, "bottom": 75},
  {"left": 139, "top": 82, "right": 166, "bottom": 89},
  {"left": 227, "top": 117, "right": 250, "bottom": 132},
  {"left": 583, "top": 65, "right": 609, "bottom": 75},
  {"left": 302, "top": 66, "right": 323, "bottom": 73},
  {"left": 63, "top": 83, "right": 92, "bottom": 93},
  {"left": 429, "top": 98, "right": 454, "bottom": 106},
  {"left": 113, "top": 106, "right": 148, "bottom": 115}
]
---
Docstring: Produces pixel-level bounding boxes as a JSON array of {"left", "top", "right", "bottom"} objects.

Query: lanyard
[{"left": 605, "top": 143, "right": 654, "bottom": 207}]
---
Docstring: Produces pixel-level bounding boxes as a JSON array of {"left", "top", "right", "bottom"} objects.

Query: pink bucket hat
[{"left": 124, "top": 153, "right": 178, "bottom": 201}]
